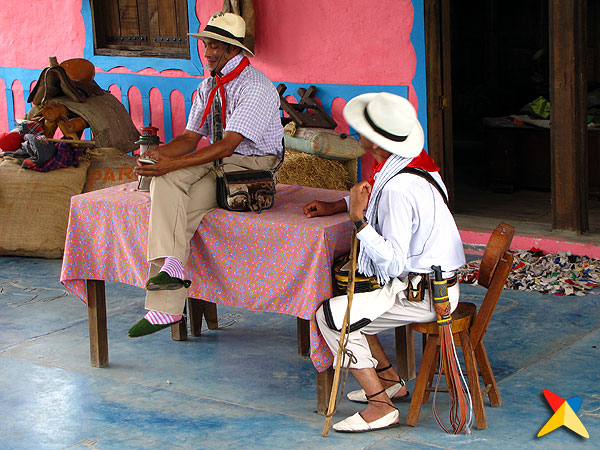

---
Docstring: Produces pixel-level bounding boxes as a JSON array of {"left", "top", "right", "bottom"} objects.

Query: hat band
[
  {"left": 364, "top": 108, "right": 408, "bottom": 142},
  {"left": 203, "top": 25, "right": 245, "bottom": 44}
]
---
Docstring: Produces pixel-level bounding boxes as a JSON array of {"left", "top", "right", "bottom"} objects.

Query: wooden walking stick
[{"left": 322, "top": 229, "right": 358, "bottom": 437}]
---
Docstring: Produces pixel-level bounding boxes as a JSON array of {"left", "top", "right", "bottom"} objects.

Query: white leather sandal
[{"left": 333, "top": 409, "right": 400, "bottom": 433}]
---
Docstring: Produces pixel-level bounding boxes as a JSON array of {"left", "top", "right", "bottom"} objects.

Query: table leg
[
  {"left": 188, "top": 298, "right": 219, "bottom": 337},
  {"left": 297, "top": 318, "right": 310, "bottom": 356},
  {"left": 171, "top": 304, "right": 188, "bottom": 341},
  {"left": 316, "top": 367, "right": 334, "bottom": 415},
  {"left": 86, "top": 280, "right": 108, "bottom": 368},
  {"left": 188, "top": 298, "right": 203, "bottom": 336},
  {"left": 203, "top": 301, "right": 219, "bottom": 330},
  {"left": 396, "top": 325, "right": 416, "bottom": 381}
]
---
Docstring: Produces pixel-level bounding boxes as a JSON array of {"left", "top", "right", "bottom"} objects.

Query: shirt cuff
[
  {"left": 343, "top": 196, "right": 350, "bottom": 211},
  {"left": 356, "top": 222, "right": 379, "bottom": 245}
]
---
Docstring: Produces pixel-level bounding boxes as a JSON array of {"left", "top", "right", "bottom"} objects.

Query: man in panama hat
[
  {"left": 305, "top": 92, "right": 466, "bottom": 432},
  {"left": 131, "top": 11, "right": 283, "bottom": 337}
]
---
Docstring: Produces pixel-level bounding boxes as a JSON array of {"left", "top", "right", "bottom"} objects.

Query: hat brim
[
  {"left": 343, "top": 93, "right": 423, "bottom": 158},
  {"left": 188, "top": 31, "right": 254, "bottom": 57}
]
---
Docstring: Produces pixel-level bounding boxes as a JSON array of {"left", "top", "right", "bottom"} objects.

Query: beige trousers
[{"left": 144, "top": 153, "right": 280, "bottom": 315}]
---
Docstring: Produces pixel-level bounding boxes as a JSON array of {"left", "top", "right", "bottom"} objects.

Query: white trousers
[{"left": 315, "top": 280, "right": 460, "bottom": 370}]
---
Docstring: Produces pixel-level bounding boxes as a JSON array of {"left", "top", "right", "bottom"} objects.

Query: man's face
[
  {"left": 202, "top": 38, "right": 237, "bottom": 73},
  {"left": 358, "top": 135, "right": 375, "bottom": 152}
]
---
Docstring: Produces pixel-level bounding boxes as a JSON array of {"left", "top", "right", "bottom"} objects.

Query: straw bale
[{"left": 278, "top": 148, "right": 356, "bottom": 191}]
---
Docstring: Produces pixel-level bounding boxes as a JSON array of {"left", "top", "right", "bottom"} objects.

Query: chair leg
[
  {"left": 423, "top": 341, "right": 439, "bottom": 403},
  {"left": 459, "top": 331, "right": 487, "bottom": 430},
  {"left": 407, "top": 334, "right": 439, "bottom": 426},
  {"left": 475, "top": 340, "right": 501, "bottom": 407},
  {"left": 396, "top": 325, "right": 416, "bottom": 381}
]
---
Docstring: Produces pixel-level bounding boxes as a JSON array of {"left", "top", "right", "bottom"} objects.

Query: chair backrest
[
  {"left": 477, "top": 222, "right": 515, "bottom": 288},
  {"left": 469, "top": 223, "right": 515, "bottom": 347}
]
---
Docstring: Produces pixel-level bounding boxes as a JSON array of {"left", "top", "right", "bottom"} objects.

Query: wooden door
[{"left": 425, "top": 0, "right": 454, "bottom": 208}]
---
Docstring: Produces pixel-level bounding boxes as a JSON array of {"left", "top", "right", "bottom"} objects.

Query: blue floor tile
[{"left": 1, "top": 256, "right": 599, "bottom": 449}]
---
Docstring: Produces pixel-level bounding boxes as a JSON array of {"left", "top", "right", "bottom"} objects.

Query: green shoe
[
  {"left": 128, "top": 317, "right": 182, "bottom": 338},
  {"left": 146, "top": 271, "right": 192, "bottom": 291}
]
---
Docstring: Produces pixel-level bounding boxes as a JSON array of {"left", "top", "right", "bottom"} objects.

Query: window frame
[{"left": 82, "top": 0, "right": 204, "bottom": 75}]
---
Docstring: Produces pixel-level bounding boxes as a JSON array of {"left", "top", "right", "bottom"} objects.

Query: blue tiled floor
[{"left": 1, "top": 256, "right": 598, "bottom": 449}]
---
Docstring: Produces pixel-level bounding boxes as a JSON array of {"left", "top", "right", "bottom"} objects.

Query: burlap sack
[
  {"left": 83, "top": 147, "right": 138, "bottom": 192},
  {"left": 0, "top": 156, "right": 90, "bottom": 258}
]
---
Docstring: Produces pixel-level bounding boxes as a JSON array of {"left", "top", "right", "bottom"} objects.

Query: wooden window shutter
[{"left": 91, "top": 0, "right": 190, "bottom": 59}]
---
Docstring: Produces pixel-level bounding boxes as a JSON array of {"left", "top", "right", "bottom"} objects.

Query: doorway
[{"left": 429, "top": 0, "right": 600, "bottom": 233}]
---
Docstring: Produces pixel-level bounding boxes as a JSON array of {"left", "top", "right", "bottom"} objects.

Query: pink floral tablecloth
[{"left": 60, "top": 182, "right": 353, "bottom": 371}]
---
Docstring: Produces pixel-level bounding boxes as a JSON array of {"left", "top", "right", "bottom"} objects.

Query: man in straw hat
[
  {"left": 130, "top": 11, "right": 283, "bottom": 337},
  {"left": 304, "top": 93, "right": 465, "bottom": 432}
]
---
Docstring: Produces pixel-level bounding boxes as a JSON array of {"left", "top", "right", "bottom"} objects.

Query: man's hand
[
  {"left": 303, "top": 199, "right": 347, "bottom": 218},
  {"left": 134, "top": 153, "right": 180, "bottom": 177},
  {"left": 349, "top": 181, "right": 371, "bottom": 222},
  {"left": 143, "top": 147, "right": 161, "bottom": 161}
]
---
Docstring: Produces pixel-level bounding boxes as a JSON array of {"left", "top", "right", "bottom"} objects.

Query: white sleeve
[{"left": 356, "top": 188, "right": 414, "bottom": 278}]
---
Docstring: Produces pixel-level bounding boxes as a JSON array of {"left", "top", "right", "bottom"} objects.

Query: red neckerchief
[
  {"left": 407, "top": 149, "right": 440, "bottom": 172},
  {"left": 366, "top": 150, "right": 440, "bottom": 188},
  {"left": 367, "top": 157, "right": 388, "bottom": 187},
  {"left": 198, "top": 56, "right": 250, "bottom": 130}
]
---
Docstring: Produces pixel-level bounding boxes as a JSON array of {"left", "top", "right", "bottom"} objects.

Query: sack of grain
[
  {"left": 0, "top": 156, "right": 90, "bottom": 258},
  {"left": 83, "top": 147, "right": 138, "bottom": 192}
]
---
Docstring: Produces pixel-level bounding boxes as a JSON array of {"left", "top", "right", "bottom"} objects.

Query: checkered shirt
[{"left": 186, "top": 54, "right": 283, "bottom": 157}]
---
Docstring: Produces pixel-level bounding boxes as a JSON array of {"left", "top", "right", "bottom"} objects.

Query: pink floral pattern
[{"left": 61, "top": 182, "right": 352, "bottom": 371}]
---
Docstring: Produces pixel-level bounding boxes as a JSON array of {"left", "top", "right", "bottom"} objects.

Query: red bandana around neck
[
  {"left": 407, "top": 149, "right": 440, "bottom": 172},
  {"left": 366, "top": 150, "right": 440, "bottom": 188},
  {"left": 198, "top": 56, "right": 250, "bottom": 130}
]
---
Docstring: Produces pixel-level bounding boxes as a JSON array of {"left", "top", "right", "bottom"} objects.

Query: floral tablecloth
[{"left": 60, "top": 182, "right": 353, "bottom": 371}]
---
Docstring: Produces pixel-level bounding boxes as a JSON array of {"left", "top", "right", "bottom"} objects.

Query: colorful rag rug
[{"left": 458, "top": 248, "right": 600, "bottom": 296}]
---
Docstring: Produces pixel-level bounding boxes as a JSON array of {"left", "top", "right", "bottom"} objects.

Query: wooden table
[{"left": 60, "top": 182, "right": 416, "bottom": 413}]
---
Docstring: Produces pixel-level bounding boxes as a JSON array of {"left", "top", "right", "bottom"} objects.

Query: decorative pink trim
[{"left": 460, "top": 228, "right": 600, "bottom": 259}]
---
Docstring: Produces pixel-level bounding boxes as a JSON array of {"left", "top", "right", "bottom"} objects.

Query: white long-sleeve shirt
[{"left": 352, "top": 171, "right": 465, "bottom": 279}]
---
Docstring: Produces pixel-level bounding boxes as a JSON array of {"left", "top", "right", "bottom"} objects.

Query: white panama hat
[
  {"left": 188, "top": 11, "right": 254, "bottom": 57},
  {"left": 343, "top": 93, "right": 424, "bottom": 158}
]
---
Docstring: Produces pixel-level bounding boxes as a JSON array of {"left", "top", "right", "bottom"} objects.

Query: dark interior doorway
[{"left": 449, "top": 0, "right": 600, "bottom": 232}]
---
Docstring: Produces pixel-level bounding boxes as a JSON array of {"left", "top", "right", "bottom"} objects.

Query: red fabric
[
  {"left": 407, "top": 149, "right": 440, "bottom": 172},
  {"left": 198, "top": 57, "right": 250, "bottom": 131},
  {"left": 366, "top": 150, "right": 440, "bottom": 187},
  {"left": 0, "top": 132, "right": 24, "bottom": 152},
  {"left": 366, "top": 157, "right": 388, "bottom": 187}
]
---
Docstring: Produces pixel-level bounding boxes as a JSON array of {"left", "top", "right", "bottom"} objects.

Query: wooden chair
[{"left": 406, "top": 222, "right": 515, "bottom": 430}]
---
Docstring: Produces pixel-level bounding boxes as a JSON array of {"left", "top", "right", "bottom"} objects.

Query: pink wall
[
  {"left": 0, "top": 0, "right": 418, "bottom": 160},
  {"left": 0, "top": 0, "right": 416, "bottom": 83},
  {"left": 0, "top": 0, "right": 85, "bottom": 68}
]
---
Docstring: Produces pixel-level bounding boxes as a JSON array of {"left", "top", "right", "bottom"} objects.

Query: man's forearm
[
  {"left": 172, "top": 131, "right": 244, "bottom": 168},
  {"left": 157, "top": 133, "right": 200, "bottom": 158}
]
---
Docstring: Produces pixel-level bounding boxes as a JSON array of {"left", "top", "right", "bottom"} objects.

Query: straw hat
[
  {"left": 343, "top": 93, "right": 424, "bottom": 158},
  {"left": 188, "top": 12, "right": 254, "bottom": 57}
]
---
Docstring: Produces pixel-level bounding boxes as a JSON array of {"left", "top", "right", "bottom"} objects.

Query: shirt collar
[{"left": 219, "top": 53, "right": 245, "bottom": 77}]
